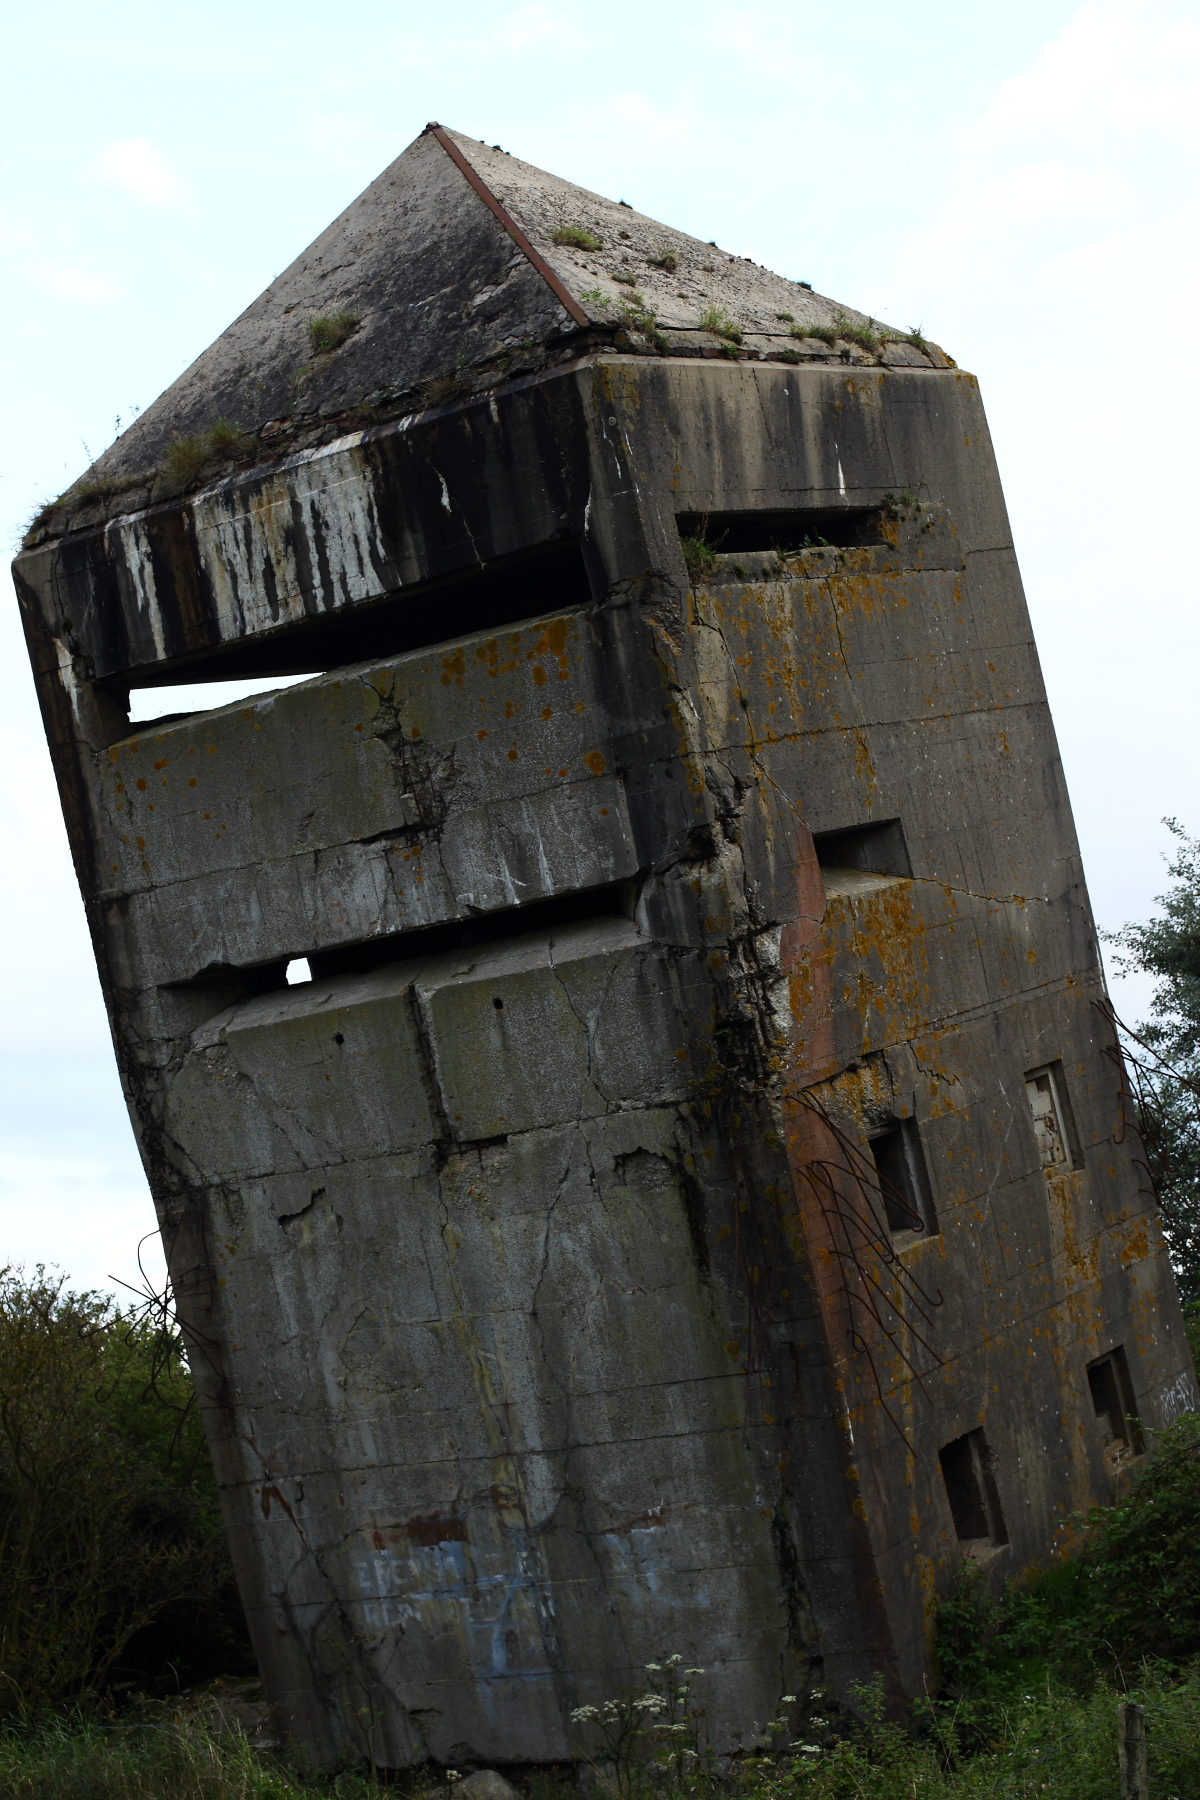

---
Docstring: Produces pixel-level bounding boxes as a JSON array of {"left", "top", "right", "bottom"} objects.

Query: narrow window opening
[
  {"left": 815, "top": 819, "right": 911, "bottom": 880},
  {"left": 109, "top": 538, "right": 594, "bottom": 697},
  {"left": 868, "top": 1118, "right": 936, "bottom": 1239},
  {"left": 939, "top": 1428, "right": 1007, "bottom": 1554},
  {"left": 1087, "top": 1347, "right": 1144, "bottom": 1472},
  {"left": 308, "top": 879, "right": 635, "bottom": 982},
  {"left": 676, "top": 508, "right": 886, "bottom": 554},
  {"left": 1024, "top": 1061, "right": 1082, "bottom": 1171},
  {"left": 165, "top": 878, "right": 639, "bottom": 1010}
]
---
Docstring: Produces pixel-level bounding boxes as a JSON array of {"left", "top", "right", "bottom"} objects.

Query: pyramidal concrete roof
[{"left": 55, "top": 125, "right": 949, "bottom": 512}]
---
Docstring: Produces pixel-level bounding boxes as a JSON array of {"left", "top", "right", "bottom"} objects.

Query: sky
[{"left": 2, "top": 0, "right": 1198, "bottom": 1296}]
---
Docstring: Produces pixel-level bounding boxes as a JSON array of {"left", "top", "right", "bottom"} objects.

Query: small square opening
[
  {"left": 1087, "top": 1346, "right": 1144, "bottom": 1472},
  {"left": 868, "top": 1119, "right": 936, "bottom": 1239},
  {"left": 814, "top": 818, "right": 911, "bottom": 880},
  {"left": 939, "top": 1427, "right": 1007, "bottom": 1553},
  {"left": 1024, "top": 1062, "right": 1082, "bottom": 1171}
]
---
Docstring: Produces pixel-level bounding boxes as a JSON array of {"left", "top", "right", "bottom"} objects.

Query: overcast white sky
[{"left": 2, "top": 0, "right": 1198, "bottom": 1296}]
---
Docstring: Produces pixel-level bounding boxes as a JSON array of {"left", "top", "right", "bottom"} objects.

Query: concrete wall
[{"left": 14, "top": 354, "right": 1193, "bottom": 1767}]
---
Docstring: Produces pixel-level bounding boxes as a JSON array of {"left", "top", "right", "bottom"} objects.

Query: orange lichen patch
[
  {"left": 814, "top": 879, "right": 932, "bottom": 1063},
  {"left": 584, "top": 751, "right": 606, "bottom": 777},
  {"left": 1115, "top": 1216, "right": 1151, "bottom": 1268},
  {"left": 529, "top": 617, "right": 573, "bottom": 663}
]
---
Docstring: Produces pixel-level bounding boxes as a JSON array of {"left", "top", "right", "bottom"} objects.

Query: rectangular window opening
[
  {"left": 939, "top": 1428, "right": 1007, "bottom": 1553},
  {"left": 166, "top": 878, "right": 639, "bottom": 1006},
  {"left": 1087, "top": 1347, "right": 1144, "bottom": 1469},
  {"left": 1024, "top": 1061, "right": 1082, "bottom": 1171},
  {"left": 815, "top": 819, "right": 912, "bottom": 880},
  {"left": 868, "top": 1118, "right": 936, "bottom": 1239},
  {"left": 676, "top": 508, "right": 886, "bottom": 554},
  {"left": 111, "top": 537, "right": 595, "bottom": 704}
]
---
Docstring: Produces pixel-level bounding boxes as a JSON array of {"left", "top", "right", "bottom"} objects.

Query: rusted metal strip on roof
[{"left": 425, "top": 122, "right": 590, "bottom": 330}]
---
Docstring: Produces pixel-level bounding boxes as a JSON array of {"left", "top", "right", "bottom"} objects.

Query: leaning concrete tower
[{"left": 14, "top": 125, "right": 1193, "bottom": 1767}]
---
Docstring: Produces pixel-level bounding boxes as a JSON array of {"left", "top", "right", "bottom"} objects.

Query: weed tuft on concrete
[
  {"left": 163, "top": 436, "right": 209, "bottom": 489},
  {"left": 697, "top": 303, "right": 743, "bottom": 344},
  {"left": 307, "top": 311, "right": 360, "bottom": 355},
  {"left": 793, "top": 321, "right": 838, "bottom": 345},
  {"left": 73, "top": 475, "right": 119, "bottom": 505},
  {"left": 207, "top": 419, "right": 246, "bottom": 459},
  {"left": 882, "top": 489, "right": 922, "bottom": 519},
  {"left": 615, "top": 290, "right": 669, "bottom": 353},
  {"left": 420, "top": 371, "right": 472, "bottom": 410},
  {"left": 551, "top": 224, "right": 603, "bottom": 250},
  {"left": 680, "top": 532, "right": 719, "bottom": 582}
]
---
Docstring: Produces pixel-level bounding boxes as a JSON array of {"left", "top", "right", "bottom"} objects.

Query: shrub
[
  {"left": 0, "top": 1269, "right": 247, "bottom": 1717},
  {"left": 1078, "top": 1410, "right": 1200, "bottom": 1670},
  {"left": 931, "top": 1414, "right": 1200, "bottom": 1733}
]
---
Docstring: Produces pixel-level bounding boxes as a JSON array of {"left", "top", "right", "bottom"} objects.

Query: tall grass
[
  {"left": 0, "top": 1715, "right": 390, "bottom": 1798},
  {"left": 735, "top": 1668, "right": 1200, "bottom": 1800}
]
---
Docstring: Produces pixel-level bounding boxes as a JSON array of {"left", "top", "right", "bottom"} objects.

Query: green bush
[
  {"left": 933, "top": 1412, "right": 1200, "bottom": 1720},
  {"left": 1076, "top": 1410, "right": 1200, "bottom": 1668},
  {"left": 0, "top": 1269, "right": 250, "bottom": 1717}
]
